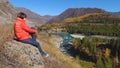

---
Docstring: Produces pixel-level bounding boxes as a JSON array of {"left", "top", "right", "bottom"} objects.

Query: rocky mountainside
[
  {"left": 0, "top": 40, "right": 44, "bottom": 68},
  {"left": 48, "top": 8, "right": 106, "bottom": 23},
  {"left": 16, "top": 7, "right": 54, "bottom": 25},
  {"left": 0, "top": 0, "right": 17, "bottom": 24},
  {"left": 43, "top": 15, "right": 54, "bottom": 22},
  {"left": 0, "top": 0, "right": 53, "bottom": 25}
]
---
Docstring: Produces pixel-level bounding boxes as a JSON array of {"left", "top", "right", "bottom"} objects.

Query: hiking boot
[{"left": 41, "top": 52, "right": 49, "bottom": 57}]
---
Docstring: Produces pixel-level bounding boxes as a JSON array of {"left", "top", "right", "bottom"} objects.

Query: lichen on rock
[{"left": 0, "top": 40, "right": 44, "bottom": 68}]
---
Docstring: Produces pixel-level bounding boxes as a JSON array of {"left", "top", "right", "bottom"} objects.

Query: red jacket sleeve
[{"left": 21, "top": 22, "right": 37, "bottom": 33}]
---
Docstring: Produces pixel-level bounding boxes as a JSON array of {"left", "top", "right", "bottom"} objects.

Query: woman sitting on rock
[{"left": 14, "top": 12, "right": 49, "bottom": 57}]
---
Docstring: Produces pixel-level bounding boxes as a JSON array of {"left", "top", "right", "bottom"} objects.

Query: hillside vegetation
[
  {"left": 0, "top": 24, "right": 14, "bottom": 48},
  {"left": 42, "top": 13, "right": 120, "bottom": 37},
  {"left": 72, "top": 37, "right": 120, "bottom": 68},
  {"left": 64, "top": 13, "right": 120, "bottom": 24},
  {"left": 42, "top": 12, "right": 120, "bottom": 68}
]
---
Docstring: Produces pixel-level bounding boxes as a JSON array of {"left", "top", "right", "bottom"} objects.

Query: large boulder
[{"left": 0, "top": 40, "right": 44, "bottom": 68}]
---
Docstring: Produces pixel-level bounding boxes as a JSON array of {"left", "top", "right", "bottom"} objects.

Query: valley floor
[{"left": 37, "top": 32, "right": 94, "bottom": 68}]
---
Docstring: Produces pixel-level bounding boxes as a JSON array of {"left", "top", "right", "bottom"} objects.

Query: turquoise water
[
  {"left": 53, "top": 33, "right": 75, "bottom": 56},
  {"left": 53, "top": 33, "right": 73, "bottom": 45}
]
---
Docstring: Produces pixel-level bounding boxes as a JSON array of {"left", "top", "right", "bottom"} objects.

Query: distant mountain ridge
[
  {"left": 48, "top": 8, "right": 106, "bottom": 23},
  {"left": 0, "top": 0, "right": 54, "bottom": 25},
  {"left": 111, "top": 11, "right": 120, "bottom": 15},
  {"left": 16, "top": 7, "right": 54, "bottom": 24},
  {"left": 109, "top": 11, "right": 120, "bottom": 18}
]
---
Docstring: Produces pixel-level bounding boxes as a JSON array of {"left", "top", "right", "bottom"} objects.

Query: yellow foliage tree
[
  {"left": 104, "top": 48, "right": 111, "bottom": 58},
  {"left": 72, "top": 38, "right": 81, "bottom": 50}
]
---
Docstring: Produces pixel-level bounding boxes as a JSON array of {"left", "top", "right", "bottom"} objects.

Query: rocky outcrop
[{"left": 0, "top": 40, "right": 44, "bottom": 68}]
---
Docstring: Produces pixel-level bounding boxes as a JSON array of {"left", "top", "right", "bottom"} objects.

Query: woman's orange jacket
[{"left": 14, "top": 18, "right": 37, "bottom": 40}]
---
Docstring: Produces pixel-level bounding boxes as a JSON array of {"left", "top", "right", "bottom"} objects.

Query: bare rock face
[
  {"left": 0, "top": 40, "right": 44, "bottom": 68},
  {"left": 0, "top": 0, "right": 17, "bottom": 24},
  {"left": 0, "top": 0, "right": 7, "bottom": 3}
]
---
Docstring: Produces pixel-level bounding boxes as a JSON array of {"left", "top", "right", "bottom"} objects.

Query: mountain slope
[
  {"left": 64, "top": 13, "right": 120, "bottom": 24},
  {"left": 0, "top": 0, "right": 17, "bottom": 24},
  {"left": 16, "top": 7, "right": 53, "bottom": 24},
  {"left": 48, "top": 8, "right": 106, "bottom": 23}
]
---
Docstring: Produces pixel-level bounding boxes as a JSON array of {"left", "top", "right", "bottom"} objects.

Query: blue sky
[{"left": 9, "top": 0, "right": 120, "bottom": 16}]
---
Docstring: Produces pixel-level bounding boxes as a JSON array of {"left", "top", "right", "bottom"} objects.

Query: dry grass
[
  {"left": 0, "top": 24, "right": 14, "bottom": 51},
  {"left": 37, "top": 32, "right": 81, "bottom": 68},
  {"left": 0, "top": 24, "right": 14, "bottom": 67}
]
